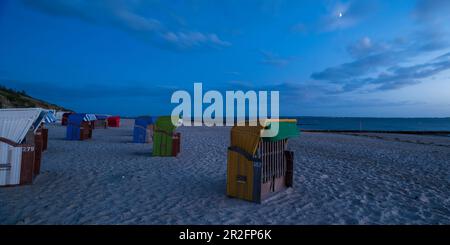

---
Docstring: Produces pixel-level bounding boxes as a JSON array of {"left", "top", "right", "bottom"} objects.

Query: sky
[{"left": 1, "top": 0, "right": 450, "bottom": 117}]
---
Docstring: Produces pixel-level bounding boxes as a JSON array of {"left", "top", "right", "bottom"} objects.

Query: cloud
[
  {"left": 301, "top": 97, "right": 421, "bottom": 109},
  {"left": 21, "top": 0, "right": 230, "bottom": 51},
  {"left": 407, "top": 26, "right": 450, "bottom": 54},
  {"left": 161, "top": 31, "right": 231, "bottom": 49},
  {"left": 371, "top": 53, "right": 450, "bottom": 91},
  {"left": 313, "top": 50, "right": 450, "bottom": 93},
  {"left": 225, "top": 80, "right": 337, "bottom": 102},
  {"left": 0, "top": 79, "right": 176, "bottom": 101},
  {"left": 312, "top": 19, "right": 450, "bottom": 93},
  {"left": 310, "top": 1, "right": 450, "bottom": 94},
  {"left": 222, "top": 80, "right": 421, "bottom": 116},
  {"left": 260, "top": 51, "right": 293, "bottom": 67},
  {"left": 346, "top": 37, "right": 390, "bottom": 58},
  {"left": 311, "top": 51, "right": 399, "bottom": 82},
  {"left": 413, "top": 0, "right": 450, "bottom": 24},
  {"left": 113, "top": 8, "right": 163, "bottom": 32},
  {"left": 411, "top": 0, "right": 450, "bottom": 50}
]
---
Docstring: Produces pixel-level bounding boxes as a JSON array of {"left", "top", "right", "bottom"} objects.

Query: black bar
[{"left": 1, "top": 225, "right": 449, "bottom": 243}]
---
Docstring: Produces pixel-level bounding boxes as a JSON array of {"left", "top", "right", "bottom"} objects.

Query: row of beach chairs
[
  {"left": 2, "top": 109, "right": 299, "bottom": 203},
  {"left": 64, "top": 114, "right": 181, "bottom": 157}
]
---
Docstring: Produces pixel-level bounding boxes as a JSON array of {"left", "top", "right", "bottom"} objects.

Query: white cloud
[{"left": 22, "top": 0, "right": 231, "bottom": 51}]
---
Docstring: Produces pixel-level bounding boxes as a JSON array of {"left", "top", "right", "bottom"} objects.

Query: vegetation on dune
[{"left": 0, "top": 84, "right": 70, "bottom": 111}]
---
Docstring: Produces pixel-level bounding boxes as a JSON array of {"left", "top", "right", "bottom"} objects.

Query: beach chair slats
[
  {"left": 0, "top": 137, "right": 35, "bottom": 186},
  {"left": 0, "top": 108, "right": 46, "bottom": 144},
  {"left": 259, "top": 140, "right": 287, "bottom": 183}
]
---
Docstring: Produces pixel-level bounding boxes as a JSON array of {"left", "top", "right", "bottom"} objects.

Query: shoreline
[{"left": 301, "top": 130, "right": 450, "bottom": 135}]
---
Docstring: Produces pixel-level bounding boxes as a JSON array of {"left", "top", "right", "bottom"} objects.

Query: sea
[
  {"left": 294, "top": 117, "right": 450, "bottom": 132},
  {"left": 131, "top": 116, "right": 450, "bottom": 132}
]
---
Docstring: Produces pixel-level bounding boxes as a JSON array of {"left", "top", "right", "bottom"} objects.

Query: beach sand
[{"left": 1, "top": 119, "right": 449, "bottom": 224}]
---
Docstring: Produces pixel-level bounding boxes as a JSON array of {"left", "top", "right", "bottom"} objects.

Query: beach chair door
[
  {"left": 153, "top": 129, "right": 173, "bottom": 156},
  {"left": 0, "top": 142, "right": 34, "bottom": 186},
  {"left": 132, "top": 124, "right": 143, "bottom": 143},
  {"left": 66, "top": 124, "right": 80, "bottom": 140},
  {"left": 227, "top": 147, "right": 255, "bottom": 201}
]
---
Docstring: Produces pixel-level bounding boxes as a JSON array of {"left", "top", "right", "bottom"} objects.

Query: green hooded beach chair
[{"left": 152, "top": 116, "right": 180, "bottom": 156}]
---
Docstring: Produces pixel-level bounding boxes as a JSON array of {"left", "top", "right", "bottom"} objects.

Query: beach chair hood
[
  {"left": 155, "top": 116, "right": 177, "bottom": 134},
  {"left": 0, "top": 108, "right": 46, "bottom": 144},
  {"left": 230, "top": 119, "right": 299, "bottom": 155},
  {"left": 44, "top": 110, "right": 57, "bottom": 123},
  {"left": 135, "top": 116, "right": 154, "bottom": 127}
]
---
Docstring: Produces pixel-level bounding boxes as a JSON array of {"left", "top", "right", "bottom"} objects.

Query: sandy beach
[{"left": 0, "top": 119, "right": 449, "bottom": 225}]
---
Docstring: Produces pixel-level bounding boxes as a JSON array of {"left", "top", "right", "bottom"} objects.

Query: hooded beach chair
[
  {"left": 0, "top": 108, "right": 48, "bottom": 186},
  {"left": 94, "top": 114, "right": 109, "bottom": 129},
  {"left": 227, "top": 119, "right": 299, "bottom": 203},
  {"left": 66, "top": 113, "right": 94, "bottom": 141},
  {"left": 107, "top": 116, "right": 120, "bottom": 127},
  {"left": 152, "top": 116, "right": 180, "bottom": 157},
  {"left": 133, "top": 116, "right": 155, "bottom": 143},
  {"left": 61, "top": 112, "right": 73, "bottom": 126}
]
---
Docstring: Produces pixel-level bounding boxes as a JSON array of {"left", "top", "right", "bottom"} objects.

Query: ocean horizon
[
  {"left": 122, "top": 115, "right": 450, "bottom": 132},
  {"left": 294, "top": 116, "right": 450, "bottom": 132}
]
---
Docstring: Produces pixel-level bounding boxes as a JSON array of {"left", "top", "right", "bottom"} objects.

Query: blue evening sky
[{"left": 1, "top": 0, "right": 449, "bottom": 117}]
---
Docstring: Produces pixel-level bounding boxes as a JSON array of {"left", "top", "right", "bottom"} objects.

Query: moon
[{"left": 339, "top": 12, "right": 343, "bottom": 18}]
